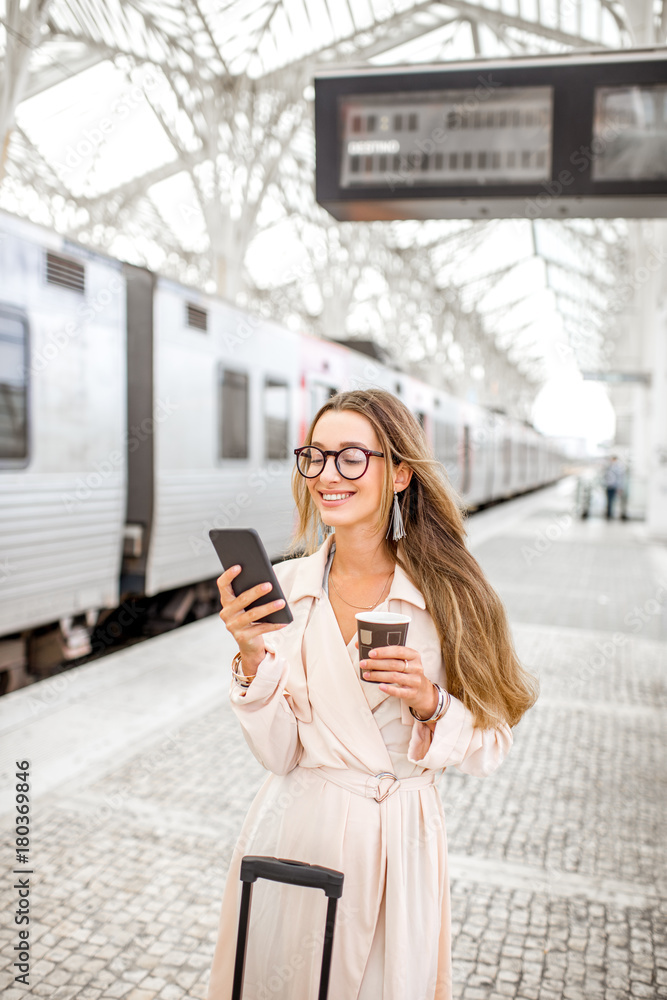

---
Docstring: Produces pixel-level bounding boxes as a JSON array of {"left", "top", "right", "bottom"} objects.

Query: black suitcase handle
[
  {"left": 239, "top": 856, "right": 344, "bottom": 898},
  {"left": 232, "top": 855, "right": 344, "bottom": 1000}
]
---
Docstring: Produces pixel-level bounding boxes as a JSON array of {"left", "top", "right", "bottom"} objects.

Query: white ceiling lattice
[{"left": 0, "top": 0, "right": 657, "bottom": 418}]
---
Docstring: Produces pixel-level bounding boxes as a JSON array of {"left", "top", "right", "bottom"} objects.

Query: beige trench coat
[{"left": 207, "top": 535, "right": 513, "bottom": 1000}]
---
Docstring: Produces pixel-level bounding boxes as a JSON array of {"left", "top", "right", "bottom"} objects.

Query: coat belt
[{"left": 310, "top": 765, "right": 437, "bottom": 803}]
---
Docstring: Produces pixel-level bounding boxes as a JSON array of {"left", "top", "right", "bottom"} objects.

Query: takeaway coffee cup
[{"left": 355, "top": 611, "right": 411, "bottom": 682}]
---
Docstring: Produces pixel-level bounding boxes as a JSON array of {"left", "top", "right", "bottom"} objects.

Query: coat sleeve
[
  {"left": 229, "top": 649, "right": 303, "bottom": 776},
  {"left": 406, "top": 694, "right": 512, "bottom": 776}
]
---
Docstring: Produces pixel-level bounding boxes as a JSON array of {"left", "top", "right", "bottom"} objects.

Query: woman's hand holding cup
[
  {"left": 217, "top": 565, "right": 288, "bottom": 675},
  {"left": 356, "top": 611, "right": 439, "bottom": 719},
  {"left": 359, "top": 644, "right": 439, "bottom": 719}
]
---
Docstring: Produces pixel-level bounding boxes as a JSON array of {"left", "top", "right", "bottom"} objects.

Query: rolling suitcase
[{"left": 231, "top": 855, "right": 345, "bottom": 1000}]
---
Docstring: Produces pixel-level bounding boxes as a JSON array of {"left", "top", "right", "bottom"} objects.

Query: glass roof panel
[{"left": 0, "top": 0, "right": 635, "bottom": 403}]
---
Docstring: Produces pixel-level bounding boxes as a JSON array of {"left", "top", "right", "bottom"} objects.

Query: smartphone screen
[{"left": 209, "top": 528, "right": 293, "bottom": 625}]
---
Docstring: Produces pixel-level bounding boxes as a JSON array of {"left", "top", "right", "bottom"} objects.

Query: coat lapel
[
  {"left": 302, "top": 596, "right": 394, "bottom": 773},
  {"left": 279, "top": 536, "right": 429, "bottom": 771}
]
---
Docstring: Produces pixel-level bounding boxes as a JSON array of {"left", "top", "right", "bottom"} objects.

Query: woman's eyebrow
[{"left": 310, "top": 440, "right": 370, "bottom": 448}]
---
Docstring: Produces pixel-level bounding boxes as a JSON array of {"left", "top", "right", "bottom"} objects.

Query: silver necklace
[{"left": 328, "top": 562, "right": 394, "bottom": 610}]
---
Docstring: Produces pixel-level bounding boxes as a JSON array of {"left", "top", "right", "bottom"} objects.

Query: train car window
[
  {"left": 264, "top": 378, "right": 289, "bottom": 460},
  {"left": 0, "top": 309, "right": 29, "bottom": 463},
  {"left": 220, "top": 369, "right": 249, "bottom": 459},
  {"left": 310, "top": 383, "right": 338, "bottom": 421}
]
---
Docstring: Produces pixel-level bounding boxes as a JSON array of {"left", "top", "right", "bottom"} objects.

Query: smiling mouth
[{"left": 319, "top": 492, "right": 354, "bottom": 502}]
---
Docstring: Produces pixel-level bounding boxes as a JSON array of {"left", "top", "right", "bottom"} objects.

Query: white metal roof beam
[
  {"left": 21, "top": 46, "right": 109, "bottom": 99},
  {"left": 73, "top": 158, "right": 190, "bottom": 209},
  {"left": 260, "top": 0, "right": 624, "bottom": 85}
]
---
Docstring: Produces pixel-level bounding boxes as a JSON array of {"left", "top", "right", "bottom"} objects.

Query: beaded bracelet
[
  {"left": 231, "top": 651, "right": 256, "bottom": 688},
  {"left": 409, "top": 683, "right": 451, "bottom": 723}
]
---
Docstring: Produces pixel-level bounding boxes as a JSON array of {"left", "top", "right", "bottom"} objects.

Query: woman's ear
[{"left": 393, "top": 463, "right": 413, "bottom": 493}]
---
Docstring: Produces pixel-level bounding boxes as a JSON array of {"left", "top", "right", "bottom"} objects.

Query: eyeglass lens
[{"left": 297, "top": 447, "right": 369, "bottom": 480}]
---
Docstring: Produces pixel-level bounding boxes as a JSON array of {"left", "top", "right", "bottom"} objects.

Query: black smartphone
[{"left": 209, "top": 528, "right": 293, "bottom": 625}]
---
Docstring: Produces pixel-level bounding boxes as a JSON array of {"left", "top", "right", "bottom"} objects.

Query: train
[{"left": 0, "top": 211, "right": 565, "bottom": 691}]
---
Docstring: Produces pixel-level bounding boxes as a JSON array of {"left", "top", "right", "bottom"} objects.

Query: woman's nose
[{"left": 320, "top": 454, "right": 341, "bottom": 480}]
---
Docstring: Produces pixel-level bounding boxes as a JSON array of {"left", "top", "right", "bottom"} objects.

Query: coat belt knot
[{"left": 311, "top": 765, "right": 436, "bottom": 803}]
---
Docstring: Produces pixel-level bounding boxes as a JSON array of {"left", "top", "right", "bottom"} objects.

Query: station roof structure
[{"left": 1, "top": 0, "right": 665, "bottom": 418}]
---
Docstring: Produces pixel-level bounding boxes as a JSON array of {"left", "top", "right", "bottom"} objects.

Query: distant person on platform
[{"left": 603, "top": 456, "right": 625, "bottom": 520}]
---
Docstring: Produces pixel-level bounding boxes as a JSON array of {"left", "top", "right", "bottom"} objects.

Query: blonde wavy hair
[{"left": 291, "top": 388, "right": 539, "bottom": 730}]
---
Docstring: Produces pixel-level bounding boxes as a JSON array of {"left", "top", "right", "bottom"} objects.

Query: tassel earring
[
  {"left": 386, "top": 490, "right": 406, "bottom": 541},
  {"left": 319, "top": 520, "right": 334, "bottom": 540}
]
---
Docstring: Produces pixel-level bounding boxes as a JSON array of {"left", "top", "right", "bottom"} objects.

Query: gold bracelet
[{"left": 231, "top": 651, "right": 256, "bottom": 687}]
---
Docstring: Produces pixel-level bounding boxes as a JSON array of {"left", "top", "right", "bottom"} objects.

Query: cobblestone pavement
[{"left": 1, "top": 483, "right": 666, "bottom": 1000}]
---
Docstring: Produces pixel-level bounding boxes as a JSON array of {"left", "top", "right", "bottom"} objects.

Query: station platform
[{"left": 1, "top": 477, "right": 665, "bottom": 1000}]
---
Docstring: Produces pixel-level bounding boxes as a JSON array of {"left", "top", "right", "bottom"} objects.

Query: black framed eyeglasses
[{"left": 294, "top": 446, "right": 385, "bottom": 480}]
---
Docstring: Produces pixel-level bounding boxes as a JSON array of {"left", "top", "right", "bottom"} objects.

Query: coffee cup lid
[{"left": 354, "top": 611, "right": 411, "bottom": 624}]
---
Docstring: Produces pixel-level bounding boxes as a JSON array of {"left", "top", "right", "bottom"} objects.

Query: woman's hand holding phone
[{"left": 216, "top": 566, "right": 289, "bottom": 677}]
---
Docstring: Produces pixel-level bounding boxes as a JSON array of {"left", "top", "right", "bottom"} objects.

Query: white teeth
[{"left": 322, "top": 493, "right": 352, "bottom": 501}]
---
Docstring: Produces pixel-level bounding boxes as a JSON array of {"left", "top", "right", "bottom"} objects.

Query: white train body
[
  {"left": 0, "top": 212, "right": 564, "bottom": 674},
  {"left": 146, "top": 279, "right": 301, "bottom": 596},
  {"left": 0, "top": 215, "right": 126, "bottom": 637}
]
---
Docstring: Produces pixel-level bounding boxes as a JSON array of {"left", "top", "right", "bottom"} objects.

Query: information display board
[
  {"left": 340, "top": 87, "right": 554, "bottom": 188},
  {"left": 315, "top": 50, "right": 667, "bottom": 220}
]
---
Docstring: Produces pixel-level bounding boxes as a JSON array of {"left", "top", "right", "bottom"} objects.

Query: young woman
[{"left": 207, "top": 389, "right": 538, "bottom": 1000}]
